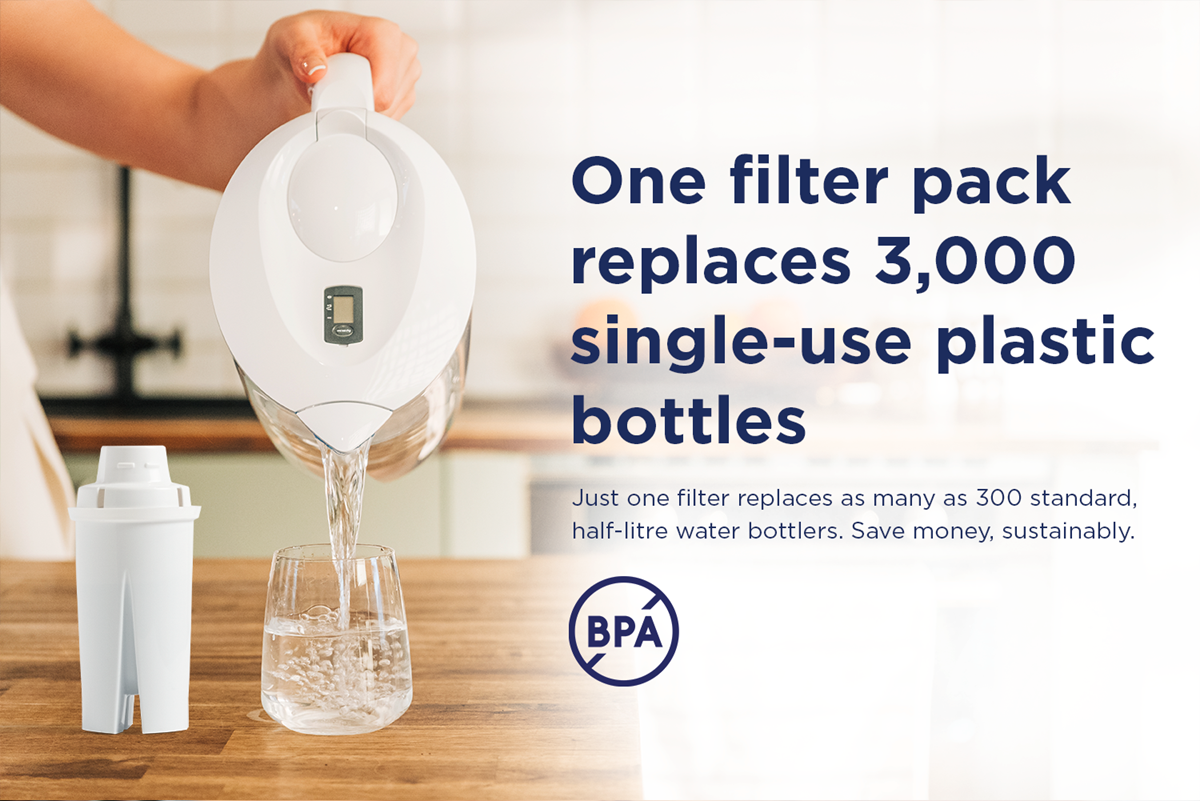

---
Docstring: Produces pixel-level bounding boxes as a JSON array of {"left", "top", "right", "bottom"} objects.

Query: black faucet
[{"left": 67, "top": 165, "right": 183, "bottom": 403}]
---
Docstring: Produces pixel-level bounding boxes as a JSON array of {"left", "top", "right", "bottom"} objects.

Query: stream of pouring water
[{"left": 320, "top": 440, "right": 372, "bottom": 630}]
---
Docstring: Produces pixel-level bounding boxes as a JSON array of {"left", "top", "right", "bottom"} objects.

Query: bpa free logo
[{"left": 569, "top": 576, "right": 679, "bottom": 687}]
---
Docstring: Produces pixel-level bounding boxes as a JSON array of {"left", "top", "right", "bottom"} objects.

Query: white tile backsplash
[
  {"left": 131, "top": 172, "right": 222, "bottom": 221},
  {"left": 1, "top": 0, "right": 1196, "bottom": 401},
  {"left": 465, "top": 35, "right": 581, "bottom": 97},
  {"left": 401, "top": 35, "right": 465, "bottom": 97},
  {"left": 50, "top": 222, "right": 117, "bottom": 287},
  {"left": 461, "top": 0, "right": 577, "bottom": 37},
  {"left": 0, "top": 224, "right": 56, "bottom": 288},
  {"left": 19, "top": 285, "right": 119, "bottom": 361},
  {"left": 131, "top": 221, "right": 215, "bottom": 287},
  {"left": 111, "top": 0, "right": 226, "bottom": 36},
  {"left": 226, "top": 0, "right": 348, "bottom": 34},
  {"left": 346, "top": 0, "right": 466, "bottom": 37},
  {"left": 134, "top": 339, "right": 242, "bottom": 396},
  {"left": 465, "top": 95, "right": 581, "bottom": 158},
  {"left": 465, "top": 160, "right": 576, "bottom": 222},
  {"left": 0, "top": 163, "right": 116, "bottom": 224}
]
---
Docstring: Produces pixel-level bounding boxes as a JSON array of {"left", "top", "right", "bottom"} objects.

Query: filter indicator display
[
  {"left": 324, "top": 285, "right": 363, "bottom": 344},
  {"left": 332, "top": 296, "right": 354, "bottom": 324}
]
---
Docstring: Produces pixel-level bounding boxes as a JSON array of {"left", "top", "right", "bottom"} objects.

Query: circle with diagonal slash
[{"left": 568, "top": 576, "right": 679, "bottom": 687}]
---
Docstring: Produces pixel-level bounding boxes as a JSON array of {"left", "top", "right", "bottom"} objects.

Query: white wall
[{"left": 63, "top": 449, "right": 531, "bottom": 558}]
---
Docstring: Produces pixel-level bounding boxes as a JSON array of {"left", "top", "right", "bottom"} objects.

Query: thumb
[
  {"left": 269, "top": 14, "right": 331, "bottom": 89},
  {"left": 292, "top": 50, "right": 328, "bottom": 86}
]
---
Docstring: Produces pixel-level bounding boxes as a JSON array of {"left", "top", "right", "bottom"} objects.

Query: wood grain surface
[
  {"left": 48, "top": 406, "right": 574, "bottom": 454},
  {"left": 47, "top": 412, "right": 1152, "bottom": 458},
  {"left": 0, "top": 558, "right": 641, "bottom": 800}
]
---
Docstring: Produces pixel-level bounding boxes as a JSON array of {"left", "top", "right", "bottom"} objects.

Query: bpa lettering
[{"left": 588, "top": 615, "right": 663, "bottom": 648}]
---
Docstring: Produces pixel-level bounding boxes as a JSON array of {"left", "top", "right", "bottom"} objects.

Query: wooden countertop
[
  {"left": 47, "top": 404, "right": 574, "bottom": 454},
  {"left": 45, "top": 399, "right": 1155, "bottom": 458},
  {"left": 0, "top": 558, "right": 641, "bottom": 800}
]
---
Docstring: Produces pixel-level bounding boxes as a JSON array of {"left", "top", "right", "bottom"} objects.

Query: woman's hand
[
  {"left": 261, "top": 10, "right": 421, "bottom": 121},
  {"left": 0, "top": 1, "right": 420, "bottom": 191},
  {"left": 196, "top": 9, "right": 422, "bottom": 188}
]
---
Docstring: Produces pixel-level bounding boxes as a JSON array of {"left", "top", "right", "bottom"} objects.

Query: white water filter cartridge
[{"left": 70, "top": 446, "right": 200, "bottom": 734}]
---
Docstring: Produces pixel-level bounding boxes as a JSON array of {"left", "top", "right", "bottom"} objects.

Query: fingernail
[{"left": 303, "top": 61, "right": 327, "bottom": 77}]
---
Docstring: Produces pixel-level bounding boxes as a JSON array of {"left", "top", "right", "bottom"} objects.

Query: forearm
[
  {"left": 183, "top": 56, "right": 308, "bottom": 191},
  {"left": 0, "top": 1, "right": 296, "bottom": 191},
  {"left": 1, "top": 1, "right": 417, "bottom": 192}
]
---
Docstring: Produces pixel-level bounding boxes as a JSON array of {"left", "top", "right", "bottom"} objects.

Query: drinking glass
[{"left": 261, "top": 544, "right": 412, "bottom": 735}]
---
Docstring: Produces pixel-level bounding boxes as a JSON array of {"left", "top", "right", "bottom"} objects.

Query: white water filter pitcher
[
  {"left": 70, "top": 446, "right": 200, "bottom": 734},
  {"left": 210, "top": 53, "right": 475, "bottom": 479}
]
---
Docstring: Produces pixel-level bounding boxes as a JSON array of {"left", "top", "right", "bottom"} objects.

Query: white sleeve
[{"left": 0, "top": 271, "right": 75, "bottom": 560}]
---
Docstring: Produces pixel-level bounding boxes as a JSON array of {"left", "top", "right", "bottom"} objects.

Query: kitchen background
[{"left": 2, "top": 1, "right": 1197, "bottom": 799}]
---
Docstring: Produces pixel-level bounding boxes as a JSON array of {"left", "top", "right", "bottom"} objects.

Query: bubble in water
[{"left": 261, "top": 616, "right": 411, "bottom": 735}]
